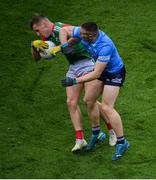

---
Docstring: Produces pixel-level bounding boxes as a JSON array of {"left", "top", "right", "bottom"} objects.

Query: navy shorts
[{"left": 98, "top": 66, "right": 126, "bottom": 87}]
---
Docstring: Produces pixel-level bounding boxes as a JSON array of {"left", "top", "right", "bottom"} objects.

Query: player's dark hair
[
  {"left": 81, "top": 22, "right": 98, "bottom": 33},
  {"left": 30, "top": 14, "right": 46, "bottom": 29}
]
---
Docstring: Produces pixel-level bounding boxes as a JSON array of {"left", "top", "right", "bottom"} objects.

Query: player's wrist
[
  {"left": 61, "top": 77, "right": 78, "bottom": 87},
  {"left": 61, "top": 42, "right": 73, "bottom": 55},
  {"left": 73, "top": 79, "right": 78, "bottom": 85},
  {"left": 61, "top": 42, "right": 69, "bottom": 49}
]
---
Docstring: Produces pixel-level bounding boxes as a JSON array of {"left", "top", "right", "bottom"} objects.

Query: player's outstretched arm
[
  {"left": 76, "top": 61, "right": 107, "bottom": 83},
  {"left": 61, "top": 61, "right": 107, "bottom": 87}
]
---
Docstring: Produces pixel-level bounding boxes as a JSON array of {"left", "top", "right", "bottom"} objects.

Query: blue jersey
[{"left": 72, "top": 27, "right": 124, "bottom": 74}]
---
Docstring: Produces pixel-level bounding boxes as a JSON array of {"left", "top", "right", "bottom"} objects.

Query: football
[{"left": 39, "top": 41, "right": 56, "bottom": 59}]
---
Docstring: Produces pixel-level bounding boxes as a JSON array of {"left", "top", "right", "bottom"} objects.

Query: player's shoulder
[
  {"left": 54, "top": 22, "right": 64, "bottom": 28},
  {"left": 99, "top": 31, "right": 109, "bottom": 41},
  {"left": 55, "top": 22, "right": 71, "bottom": 27},
  {"left": 98, "top": 31, "right": 113, "bottom": 47},
  {"left": 96, "top": 33, "right": 113, "bottom": 53}
]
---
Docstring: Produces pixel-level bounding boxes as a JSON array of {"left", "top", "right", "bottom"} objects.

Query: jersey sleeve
[
  {"left": 72, "top": 27, "right": 81, "bottom": 38},
  {"left": 97, "top": 45, "right": 113, "bottom": 63}
]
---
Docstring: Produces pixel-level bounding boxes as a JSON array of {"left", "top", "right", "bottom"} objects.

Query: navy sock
[
  {"left": 117, "top": 136, "right": 125, "bottom": 144},
  {"left": 92, "top": 126, "right": 100, "bottom": 135}
]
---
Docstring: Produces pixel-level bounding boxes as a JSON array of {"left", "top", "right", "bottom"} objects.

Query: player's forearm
[
  {"left": 76, "top": 61, "right": 107, "bottom": 83},
  {"left": 61, "top": 62, "right": 106, "bottom": 87},
  {"left": 59, "top": 28, "right": 68, "bottom": 44},
  {"left": 59, "top": 26, "right": 74, "bottom": 44},
  {"left": 76, "top": 70, "right": 101, "bottom": 83}
]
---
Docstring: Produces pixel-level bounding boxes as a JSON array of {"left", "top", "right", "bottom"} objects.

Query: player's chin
[{"left": 44, "top": 32, "right": 51, "bottom": 38}]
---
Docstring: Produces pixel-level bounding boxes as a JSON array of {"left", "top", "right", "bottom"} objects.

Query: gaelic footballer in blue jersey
[
  {"left": 58, "top": 22, "right": 130, "bottom": 160},
  {"left": 72, "top": 25, "right": 125, "bottom": 86}
]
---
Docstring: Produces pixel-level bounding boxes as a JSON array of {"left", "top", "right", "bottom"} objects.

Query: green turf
[{"left": 0, "top": 0, "right": 156, "bottom": 178}]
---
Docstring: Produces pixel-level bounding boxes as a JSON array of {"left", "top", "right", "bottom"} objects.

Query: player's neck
[{"left": 50, "top": 23, "right": 55, "bottom": 32}]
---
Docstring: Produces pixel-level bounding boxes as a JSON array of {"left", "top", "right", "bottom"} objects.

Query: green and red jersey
[{"left": 43, "top": 22, "right": 91, "bottom": 64}]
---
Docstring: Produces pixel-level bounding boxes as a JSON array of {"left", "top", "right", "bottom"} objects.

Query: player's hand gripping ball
[
  {"left": 32, "top": 40, "right": 49, "bottom": 51},
  {"left": 31, "top": 40, "right": 56, "bottom": 59},
  {"left": 39, "top": 41, "right": 56, "bottom": 59}
]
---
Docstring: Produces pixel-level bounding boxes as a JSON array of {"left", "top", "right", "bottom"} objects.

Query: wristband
[{"left": 61, "top": 42, "right": 69, "bottom": 49}]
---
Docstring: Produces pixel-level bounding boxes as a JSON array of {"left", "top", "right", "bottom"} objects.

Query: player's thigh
[
  {"left": 84, "top": 80, "right": 103, "bottom": 101},
  {"left": 102, "top": 85, "right": 120, "bottom": 107},
  {"left": 66, "top": 83, "right": 84, "bottom": 103}
]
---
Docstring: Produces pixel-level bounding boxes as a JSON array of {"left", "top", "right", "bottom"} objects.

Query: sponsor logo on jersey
[{"left": 98, "top": 55, "right": 110, "bottom": 62}]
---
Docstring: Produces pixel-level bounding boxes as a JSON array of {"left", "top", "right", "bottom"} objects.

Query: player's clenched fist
[
  {"left": 61, "top": 77, "right": 77, "bottom": 87},
  {"left": 32, "top": 40, "right": 49, "bottom": 51}
]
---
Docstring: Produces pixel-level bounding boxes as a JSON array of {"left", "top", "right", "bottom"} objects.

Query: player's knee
[
  {"left": 67, "top": 98, "right": 77, "bottom": 109},
  {"left": 83, "top": 96, "right": 95, "bottom": 107},
  {"left": 101, "top": 104, "right": 111, "bottom": 114}
]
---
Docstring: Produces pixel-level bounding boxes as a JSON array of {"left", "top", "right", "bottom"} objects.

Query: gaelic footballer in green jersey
[
  {"left": 30, "top": 16, "right": 116, "bottom": 151},
  {"left": 43, "top": 22, "right": 91, "bottom": 65}
]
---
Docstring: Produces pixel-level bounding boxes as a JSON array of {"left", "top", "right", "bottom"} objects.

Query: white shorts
[{"left": 66, "top": 58, "right": 95, "bottom": 79}]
